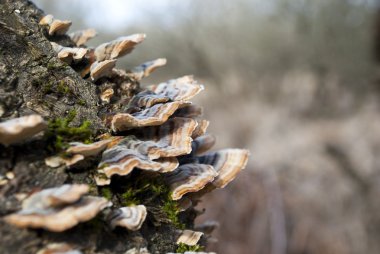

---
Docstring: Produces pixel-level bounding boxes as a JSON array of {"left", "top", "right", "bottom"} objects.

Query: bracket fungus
[
  {"left": 0, "top": 114, "right": 47, "bottom": 145},
  {"left": 90, "top": 60, "right": 117, "bottom": 81},
  {"left": 37, "top": 243, "right": 82, "bottom": 254},
  {"left": 165, "top": 164, "right": 218, "bottom": 200},
  {"left": 97, "top": 137, "right": 180, "bottom": 179},
  {"left": 4, "top": 184, "right": 111, "bottom": 232},
  {"left": 110, "top": 101, "right": 182, "bottom": 131},
  {"left": 51, "top": 42, "right": 88, "bottom": 64},
  {"left": 0, "top": 12, "right": 251, "bottom": 253},
  {"left": 107, "top": 205, "right": 147, "bottom": 231},
  {"left": 39, "top": 14, "right": 72, "bottom": 36},
  {"left": 191, "top": 120, "right": 210, "bottom": 139},
  {"left": 149, "top": 75, "right": 204, "bottom": 102},
  {"left": 191, "top": 134, "right": 216, "bottom": 155},
  {"left": 128, "top": 90, "right": 170, "bottom": 109},
  {"left": 128, "top": 58, "right": 167, "bottom": 81},
  {"left": 66, "top": 138, "right": 115, "bottom": 157},
  {"left": 176, "top": 230, "right": 204, "bottom": 246},
  {"left": 94, "top": 34, "right": 146, "bottom": 61},
  {"left": 125, "top": 248, "right": 150, "bottom": 254},
  {"left": 198, "top": 149, "right": 250, "bottom": 188},
  {"left": 69, "top": 28, "right": 97, "bottom": 46}
]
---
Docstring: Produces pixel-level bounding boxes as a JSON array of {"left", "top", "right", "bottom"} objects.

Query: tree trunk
[{"left": 0, "top": 0, "right": 185, "bottom": 253}]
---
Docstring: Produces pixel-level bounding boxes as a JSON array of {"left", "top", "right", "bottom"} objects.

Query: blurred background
[{"left": 32, "top": 0, "right": 380, "bottom": 253}]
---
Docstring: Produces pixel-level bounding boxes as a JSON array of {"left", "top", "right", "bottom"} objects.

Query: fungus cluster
[
  {"left": 4, "top": 184, "right": 111, "bottom": 232},
  {"left": 0, "top": 13, "right": 250, "bottom": 254}
]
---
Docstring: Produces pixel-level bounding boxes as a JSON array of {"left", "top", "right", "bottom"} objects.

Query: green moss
[
  {"left": 46, "top": 110, "right": 93, "bottom": 151},
  {"left": 77, "top": 99, "right": 86, "bottom": 106},
  {"left": 176, "top": 243, "right": 203, "bottom": 253},
  {"left": 163, "top": 194, "right": 185, "bottom": 229},
  {"left": 121, "top": 188, "right": 140, "bottom": 206},
  {"left": 57, "top": 80, "right": 71, "bottom": 94},
  {"left": 41, "top": 82, "right": 53, "bottom": 94},
  {"left": 100, "top": 187, "right": 113, "bottom": 200},
  {"left": 47, "top": 61, "right": 63, "bottom": 70},
  {"left": 118, "top": 174, "right": 185, "bottom": 229}
]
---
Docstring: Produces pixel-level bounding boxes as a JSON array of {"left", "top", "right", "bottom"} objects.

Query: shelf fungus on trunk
[
  {"left": 37, "top": 243, "right": 82, "bottom": 254},
  {"left": 0, "top": 12, "right": 252, "bottom": 253},
  {"left": 94, "top": 34, "right": 146, "bottom": 61},
  {"left": 39, "top": 14, "right": 72, "bottom": 36},
  {"left": 96, "top": 136, "right": 180, "bottom": 180},
  {"left": 107, "top": 205, "right": 147, "bottom": 231},
  {"left": 69, "top": 28, "right": 97, "bottom": 47},
  {"left": 176, "top": 229, "right": 204, "bottom": 246},
  {"left": 110, "top": 101, "right": 183, "bottom": 131},
  {"left": 51, "top": 42, "right": 88, "bottom": 64},
  {"left": 165, "top": 164, "right": 218, "bottom": 200},
  {"left": 90, "top": 60, "right": 117, "bottom": 81},
  {"left": 191, "top": 134, "right": 216, "bottom": 156},
  {"left": 4, "top": 184, "right": 112, "bottom": 232},
  {"left": 0, "top": 114, "right": 47, "bottom": 145},
  {"left": 95, "top": 117, "right": 197, "bottom": 183},
  {"left": 127, "top": 58, "right": 167, "bottom": 81},
  {"left": 191, "top": 120, "right": 210, "bottom": 139},
  {"left": 197, "top": 149, "right": 250, "bottom": 188},
  {"left": 149, "top": 75, "right": 204, "bottom": 102}
]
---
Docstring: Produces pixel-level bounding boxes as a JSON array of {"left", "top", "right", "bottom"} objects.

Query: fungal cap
[
  {"left": 39, "top": 14, "right": 54, "bottom": 25},
  {"left": 69, "top": 28, "right": 97, "bottom": 46},
  {"left": 150, "top": 75, "right": 204, "bottom": 102},
  {"left": 140, "top": 117, "right": 198, "bottom": 159},
  {"left": 49, "top": 21, "right": 71, "bottom": 36},
  {"left": 174, "top": 104, "right": 203, "bottom": 118},
  {"left": 176, "top": 230, "right": 204, "bottom": 246},
  {"left": 5, "top": 196, "right": 111, "bottom": 232},
  {"left": 66, "top": 138, "right": 114, "bottom": 157},
  {"left": 94, "top": 171, "right": 111, "bottom": 186},
  {"left": 191, "top": 120, "right": 209, "bottom": 139},
  {"left": 45, "top": 154, "right": 85, "bottom": 168},
  {"left": 108, "top": 205, "right": 147, "bottom": 231},
  {"left": 129, "top": 90, "right": 170, "bottom": 108},
  {"left": 128, "top": 58, "right": 167, "bottom": 80},
  {"left": 166, "top": 164, "right": 217, "bottom": 200},
  {"left": 51, "top": 42, "right": 88, "bottom": 64},
  {"left": 22, "top": 184, "right": 89, "bottom": 209},
  {"left": 192, "top": 134, "right": 216, "bottom": 155},
  {"left": 0, "top": 114, "right": 47, "bottom": 145},
  {"left": 125, "top": 247, "right": 150, "bottom": 254},
  {"left": 100, "top": 88, "right": 115, "bottom": 103},
  {"left": 90, "top": 60, "right": 117, "bottom": 81},
  {"left": 110, "top": 102, "right": 182, "bottom": 131},
  {"left": 99, "top": 144, "right": 179, "bottom": 178},
  {"left": 37, "top": 243, "right": 82, "bottom": 254},
  {"left": 94, "top": 34, "right": 146, "bottom": 61},
  {"left": 200, "top": 149, "right": 250, "bottom": 188}
]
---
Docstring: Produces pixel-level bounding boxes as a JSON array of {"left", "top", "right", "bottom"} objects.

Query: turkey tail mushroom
[
  {"left": 94, "top": 34, "right": 146, "bottom": 61},
  {"left": 0, "top": 114, "right": 47, "bottom": 145},
  {"left": 69, "top": 28, "right": 97, "bottom": 46},
  {"left": 39, "top": 14, "right": 72, "bottom": 36},
  {"left": 4, "top": 185, "right": 112, "bottom": 232},
  {"left": 107, "top": 205, "right": 147, "bottom": 231},
  {"left": 28, "top": 14, "right": 251, "bottom": 253}
]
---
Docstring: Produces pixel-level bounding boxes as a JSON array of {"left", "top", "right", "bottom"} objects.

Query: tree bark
[{"left": 0, "top": 1, "right": 189, "bottom": 253}]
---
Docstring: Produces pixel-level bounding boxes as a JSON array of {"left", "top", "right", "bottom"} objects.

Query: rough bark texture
[{"left": 0, "top": 1, "right": 189, "bottom": 253}]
